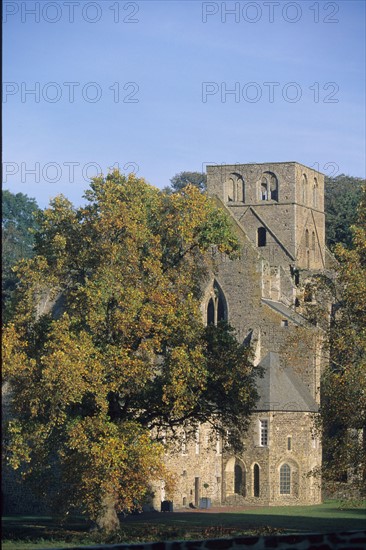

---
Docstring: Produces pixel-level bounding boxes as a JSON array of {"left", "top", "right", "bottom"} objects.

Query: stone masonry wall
[
  {"left": 206, "top": 162, "right": 325, "bottom": 270},
  {"left": 151, "top": 424, "right": 223, "bottom": 510}
]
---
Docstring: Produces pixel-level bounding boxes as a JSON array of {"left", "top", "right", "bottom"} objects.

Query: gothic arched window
[
  {"left": 280, "top": 463, "right": 291, "bottom": 494},
  {"left": 236, "top": 176, "right": 245, "bottom": 202},
  {"left": 305, "top": 229, "right": 309, "bottom": 248},
  {"left": 301, "top": 174, "right": 308, "bottom": 204},
  {"left": 269, "top": 173, "right": 279, "bottom": 201},
  {"left": 313, "top": 178, "right": 318, "bottom": 208},
  {"left": 226, "top": 178, "right": 235, "bottom": 202},
  {"left": 206, "top": 281, "right": 227, "bottom": 325},
  {"left": 207, "top": 298, "right": 215, "bottom": 325},
  {"left": 217, "top": 296, "right": 226, "bottom": 322},
  {"left": 260, "top": 178, "right": 268, "bottom": 200},
  {"left": 225, "top": 174, "right": 245, "bottom": 203},
  {"left": 253, "top": 464, "right": 260, "bottom": 497},
  {"left": 260, "top": 172, "right": 278, "bottom": 201}
]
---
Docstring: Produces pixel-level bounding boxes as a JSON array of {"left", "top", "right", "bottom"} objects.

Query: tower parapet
[{"left": 207, "top": 162, "right": 325, "bottom": 270}]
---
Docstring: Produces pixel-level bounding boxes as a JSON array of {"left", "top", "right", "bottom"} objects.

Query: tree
[
  {"left": 163, "top": 171, "right": 207, "bottom": 194},
  {"left": 3, "top": 172, "right": 258, "bottom": 530},
  {"left": 320, "top": 185, "right": 366, "bottom": 495},
  {"left": 325, "top": 174, "right": 364, "bottom": 249},
  {"left": 2, "top": 190, "right": 40, "bottom": 321}
]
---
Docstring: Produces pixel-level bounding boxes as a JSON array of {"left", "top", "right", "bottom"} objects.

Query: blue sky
[{"left": 3, "top": 0, "right": 366, "bottom": 207}]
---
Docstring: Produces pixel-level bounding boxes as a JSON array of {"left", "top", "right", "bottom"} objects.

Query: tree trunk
[{"left": 96, "top": 493, "right": 120, "bottom": 532}]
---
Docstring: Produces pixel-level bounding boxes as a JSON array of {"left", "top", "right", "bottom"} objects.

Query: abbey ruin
[{"left": 153, "top": 161, "right": 333, "bottom": 509}]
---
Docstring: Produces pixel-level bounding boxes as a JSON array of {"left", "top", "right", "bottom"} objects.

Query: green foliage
[
  {"left": 325, "top": 174, "right": 364, "bottom": 249},
  {"left": 321, "top": 186, "right": 366, "bottom": 494},
  {"left": 203, "top": 322, "right": 258, "bottom": 449},
  {"left": 3, "top": 172, "right": 256, "bottom": 529},
  {"left": 2, "top": 190, "right": 40, "bottom": 322},
  {"left": 164, "top": 171, "right": 207, "bottom": 194}
]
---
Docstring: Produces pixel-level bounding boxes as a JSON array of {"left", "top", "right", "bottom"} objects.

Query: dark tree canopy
[
  {"left": 2, "top": 190, "right": 40, "bottom": 321},
  {"left": 164, "top": 171, "right": 207, "bottom": 194},
  {"left": 325, "top": 174, "right": 364, "bottom": 249}
]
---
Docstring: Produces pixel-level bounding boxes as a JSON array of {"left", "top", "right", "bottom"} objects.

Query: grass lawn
[{"left": 2, "top": 500, "right": 366, "bottom": 549}]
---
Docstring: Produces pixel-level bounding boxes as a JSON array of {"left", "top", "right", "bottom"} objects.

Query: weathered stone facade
[{"left": 152, "top": 162, "right": 327, "bottom": 510}]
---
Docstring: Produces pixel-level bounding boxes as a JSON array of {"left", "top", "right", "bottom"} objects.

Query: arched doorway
[
  {"left": 234, "top": 464, "right": 242, "bottom": 494},
  {"left": 225, "top": 458, "right": 246, "bottom": 498}
]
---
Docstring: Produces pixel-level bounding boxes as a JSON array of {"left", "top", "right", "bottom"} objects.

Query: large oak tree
[{"left": 3, "top": 172, "right": 258, "bottom": 530}]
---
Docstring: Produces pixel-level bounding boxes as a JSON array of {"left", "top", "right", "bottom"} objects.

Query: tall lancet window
[
  {"left": 260, "top": 172, "right": 278, "bottom": 201},
  {"left": 225, "top": 173, "right": 245, "bottom": 203},
  {"left": 236, "top": 175, "right": 245, "bottom": 202},
  {"left": 260, "top": 177, "right": 268, "bottom": 200},
  {"left": 206, "top": 281, "right": 227, "bottom": 325},
  {"left": 270, "top": 174, "right": 279, "bottom": 201},
  {"left": 226, "top": 178, "right": 235, "bottom": 202},
  {"left": 313, "top": 178, "right": 318, "bottom": 208},
  {"left": 301, "top": 174, "right": 308, "bottom": 204}
]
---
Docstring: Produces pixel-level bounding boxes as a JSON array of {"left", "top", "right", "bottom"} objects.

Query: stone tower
[{"left": 207, "top": 162, "right": 325, "bottom": 271}]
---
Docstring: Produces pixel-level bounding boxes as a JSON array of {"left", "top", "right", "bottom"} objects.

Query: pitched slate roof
[
  {"left": 255, "top": 352, "right": 318, "bottom": 412},
  {"left": 262, "top": 298, "right": 308, "bottom": 327}
]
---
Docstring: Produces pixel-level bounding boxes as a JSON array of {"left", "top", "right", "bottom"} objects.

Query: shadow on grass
[
  {"left": 121, "top": 509, "right": 366, "bottom": 534},
  {"left": 2, "top": 515, "right": 90, "bottom": 543},
  {"left": 2, "top": 502, "right": 366, "bottom": 547}
]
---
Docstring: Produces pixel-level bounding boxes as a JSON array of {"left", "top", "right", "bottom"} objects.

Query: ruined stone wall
[
  {"left": 205, "top": 238, "right": 320, "bottom": 400},
  {"left": 206, "top": 162, "right": 297, "bottom": 205}
]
